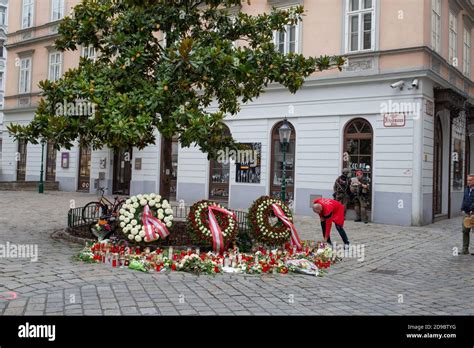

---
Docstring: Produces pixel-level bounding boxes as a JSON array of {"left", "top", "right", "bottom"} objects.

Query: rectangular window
[
  {"left": 346, "top": 0, "right": 375, "bottom": 52},
  {"left": 0, "top": 41, "right": 4, "bottom": 58},
  {"left": 0, "top": 6, "right": 6, "bottom": 26},
  {"left": 48, "top": 52, "right": 62, "bottom": 82},
  {"left": 22, "top": 0, "right": 34, "bottom": 29},
  {"left": 81, "top": 45, "right": 96, "bottom": 61},
  {"left": 51, "top": 0, "right": 64, "bottom": 21},
  {"left": 19, "top": 57, "right": 32, "bottom": 94},
  {"left": 449, "top": 11, "right": 458, "bottom": 66},
  {"left": 431, "top": 0, "right": 441, "bottom": 52},
  {"left": 0, "top": 72, "right": 3, "bottom": 89},
  {"left": 274, "top": 24, "right": 300, "bottom": 55},
  {"left": 464, "top": 27, "right": 471, "bottom": 77}
]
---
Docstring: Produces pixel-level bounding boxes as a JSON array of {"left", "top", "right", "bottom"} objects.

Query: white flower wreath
[{"left": 118, "top": 193, "right": 174, "bottom": 243}]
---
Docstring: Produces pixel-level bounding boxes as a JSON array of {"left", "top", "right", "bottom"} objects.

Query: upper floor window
[
  {"left": 81, "top": 45, "right": 96, "bottom": 61},
  {"left": 51, "top": 0, "right": 64, "bottom": 21},
  {"left": 48, "top": 51, "right": 62, "bottom": 82},
  {"left": 431, "top": 0, "right": 441, "bottom": 53},
  {"left": 19, "top": 57, "right": 32, "bottom": 94},
  {"left": 22, "top": 0, "right": 34, "bottom": 29},
  {"left": 345, "top": 0, "right": 375, "bottom": 53},
  {"left": 0, "top": 40, "right": 4, "bottom": 58},
  {"left": 274, "top": 23, "right": 300, "bottom": 55},
  {"left": 463, "top": 27, "right": 471, "bottom": 77},
  {"left": 0, "top": 72, "right": 4, "bottom": 90},
  {"left": 0, "top": 6, "right": 7, "bottom": 26},
  {"left": 448, "top": 11, "right": 458, "bottom": 66}
]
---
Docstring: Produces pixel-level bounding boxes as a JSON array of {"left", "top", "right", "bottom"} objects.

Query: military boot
[{"left": 461, "top": 232, "right": 470, "bottom": 255}]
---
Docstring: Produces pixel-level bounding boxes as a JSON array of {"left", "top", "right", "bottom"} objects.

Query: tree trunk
[{"left": 160, "top": 137, "right": 172, "bottom": 200}]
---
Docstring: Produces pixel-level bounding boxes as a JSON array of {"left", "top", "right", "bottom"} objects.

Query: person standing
[
  {"left": 461, "top": 174, "right": 474, "bottom": 255},
  {"left": 351, "top": 170, "right": 370, "bottom": 223},
  {"left": 312, "top": 197, "right": 349, "bottom": 246},
  {"left": 333, "top": 168, "right": 352, "bottom": 216}
]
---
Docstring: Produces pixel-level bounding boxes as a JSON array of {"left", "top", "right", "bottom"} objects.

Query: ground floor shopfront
[{"left": 1, "top": 73, "right": 472, "bottom": 226}]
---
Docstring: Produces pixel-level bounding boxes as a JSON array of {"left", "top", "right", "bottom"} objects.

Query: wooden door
[
  {"left": 78, "top": 145, "right": 91, "bottom": 191},
  {"left": 45, "top": 140, "right": 57, "bottom": 182},
  {"left": 433, "top": 117, "right": 443, "bottom": 215},
  {"left": 16, "top": 140, "right": 27, "bottom": 181},
  {"left": 113, "top": 147, "right": 132, "bottom": 195}
]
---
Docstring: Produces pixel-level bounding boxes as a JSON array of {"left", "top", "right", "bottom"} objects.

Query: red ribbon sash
[
  {"left": 141, "top": 205, "right": 170, "bottom": 242},
  {"left": 271, "top": 203, "right": 302, "bottom": 250},
  {"left": 208, "top": 205, "right": 235, "bottom": 254}
]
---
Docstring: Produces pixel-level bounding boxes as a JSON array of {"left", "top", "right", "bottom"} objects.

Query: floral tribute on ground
[
  {"left": 118, "top": 193, "right": 174, "bottom": 243},
  {"left": 76, "top": 241, "right": 336, "bottom": 276},
  {"left": 186, "top": 200, "right": 238, "bottom": 253},
  {"left": 248, "top": 196, "right": 302, "bottom": 249}
]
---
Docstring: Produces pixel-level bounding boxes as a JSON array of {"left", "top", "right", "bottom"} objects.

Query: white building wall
[
  {"left": 130, "top": 137, "right": 161, "bottom": 195},
  {"left": 56, "top": 144, "right": 80, "bottom": 192}
]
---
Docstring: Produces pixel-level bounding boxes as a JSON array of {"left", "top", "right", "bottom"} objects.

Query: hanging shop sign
[
  {"left": 235, "top": 143, "right": 261, "bottom": 184},
  {"left": 383, "top": 113, "right": 406, "bottom": 127}
]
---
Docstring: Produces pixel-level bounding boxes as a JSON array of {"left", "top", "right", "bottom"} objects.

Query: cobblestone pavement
[{"left": 0, "top": 191, "right": 472, "bottom": 316}]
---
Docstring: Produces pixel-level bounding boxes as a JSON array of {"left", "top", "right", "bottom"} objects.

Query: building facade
[
  {"left": 0, "top": 0, "right": 8, "bottom": 177},
  {"left": 1, "top": 0, "right": 474, "bottom": 226}
]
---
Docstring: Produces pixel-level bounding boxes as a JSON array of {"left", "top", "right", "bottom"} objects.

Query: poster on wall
[{"left": 235, "top": 143, "right": 261, "bottom": 184}]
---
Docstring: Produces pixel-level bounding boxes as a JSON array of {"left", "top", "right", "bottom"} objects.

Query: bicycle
[{"left": 81, "top": 187, "right": 125, "bottom": 224}]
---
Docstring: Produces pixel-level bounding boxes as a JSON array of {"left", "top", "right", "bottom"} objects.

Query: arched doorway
[
  {"left": 343, "top": 118, "right": 373, "bottom": 207},
  {"left": 433, "top": 116, "right": 443, "bottom": 215},
  {"left": 270, "top": 121, "right": 296, "bottom": 202},
  {"left": 209, "top": 125, "right": 231, "bottom": 203}
]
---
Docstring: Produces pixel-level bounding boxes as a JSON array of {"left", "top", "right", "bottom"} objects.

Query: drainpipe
[{"left": 412, "top": 99, "right": 423, "bottom": 226}]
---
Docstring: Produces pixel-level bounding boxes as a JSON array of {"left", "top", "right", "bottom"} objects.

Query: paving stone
[{"left": 0, "top": 191, "right": 472, "bottom": 316}]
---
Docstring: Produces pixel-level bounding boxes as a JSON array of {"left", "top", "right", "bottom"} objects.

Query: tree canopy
[{"left": 8, "top": 0, "right": 345, "bottom": 159}]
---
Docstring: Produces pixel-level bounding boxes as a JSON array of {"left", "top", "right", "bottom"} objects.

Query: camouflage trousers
[
  {"left": 334, "top": 194, "right": 350, "bottom": 217},
  {"left": 354, "top": 196, "right": 369, "bottom": 222}
]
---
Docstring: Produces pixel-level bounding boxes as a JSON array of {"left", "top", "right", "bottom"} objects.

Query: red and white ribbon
[
  {"left": 271, "top": 203, "right": 302, "bottom": 250},
  {"left": 208, "top": 205, "right": 235, "bottom": 254},
  {"left": 141, "top": 205, "right": 170, "bottom": 242}
]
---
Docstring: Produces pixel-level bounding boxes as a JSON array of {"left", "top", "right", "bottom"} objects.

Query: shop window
[{"left": 343, "top": 118, "right": 373, "bottom": 202}]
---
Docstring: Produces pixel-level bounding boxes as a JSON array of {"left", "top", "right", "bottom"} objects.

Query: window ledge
[{"left": 268, "top": 0, "right": 303, "bottom": 8}]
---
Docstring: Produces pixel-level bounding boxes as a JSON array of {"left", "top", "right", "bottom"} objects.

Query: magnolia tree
[{"left": 9, "top": 0, "right": 344, "bottom": 196}]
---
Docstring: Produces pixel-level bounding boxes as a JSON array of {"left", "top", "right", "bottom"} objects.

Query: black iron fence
[{"left": 67, "top": 204, "right": 250, "bottom": 234}]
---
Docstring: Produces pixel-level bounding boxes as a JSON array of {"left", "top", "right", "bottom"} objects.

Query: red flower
[
  {"left": 173, "top": 255, "right": 178, "bottom": 261},
  {"left": 171, "top": 264, "right": 177, "bottom": 271},
  {"left": 156, "top": 265, "right": 162, "bottom": 272},
  {"left": 214, "top": 266, "right": 220, "bottom": 273}
]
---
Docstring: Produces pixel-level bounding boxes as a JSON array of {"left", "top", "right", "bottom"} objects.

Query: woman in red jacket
[{"left": 313, "top": 198, "right": 350, "bottom": 246}]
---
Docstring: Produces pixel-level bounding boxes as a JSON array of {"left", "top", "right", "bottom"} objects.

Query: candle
[
  {"left": 168, "top": 246, "right": 174, "bottom": 258},
  {"left": 112, "top": 255, "right": 117, "bottom": 268},
  {"left": 196, "top": 248, "right": 200, "bottom": 256}
]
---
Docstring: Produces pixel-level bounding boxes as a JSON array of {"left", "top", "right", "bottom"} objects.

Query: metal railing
[{"left": 68, "top": 204, "right": 250, "bottom": 234}]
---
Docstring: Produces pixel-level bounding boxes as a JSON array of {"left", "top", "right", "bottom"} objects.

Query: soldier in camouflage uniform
[
  {"left": 333, "top": 168, "right": 352, "bottom": 217},
  {"left": 351, "top": 170, "right": 370, "bottom": 223}
]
